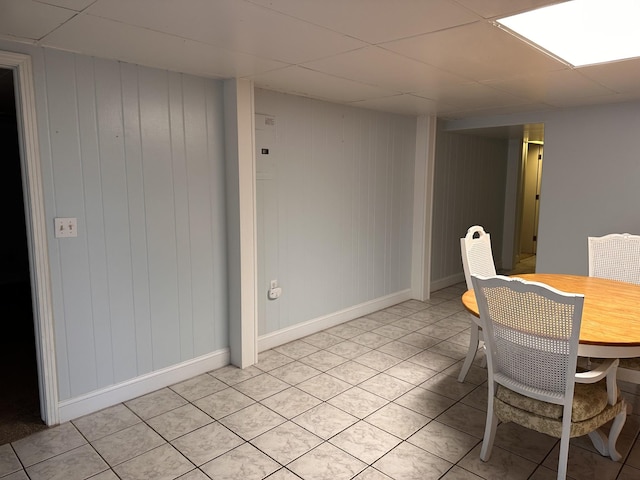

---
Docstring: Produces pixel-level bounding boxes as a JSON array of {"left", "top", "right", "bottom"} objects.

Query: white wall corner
[
  {"left": 223, "top": 78, "right": 258, "bottom": 369},
  {"left": 411, "top": 115, "right": 437, "bottom": 300}
]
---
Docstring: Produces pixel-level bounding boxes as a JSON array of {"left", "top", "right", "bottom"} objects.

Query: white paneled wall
[
  {"left": 430, "top": 126, "right": 508, "bottom": 290},
  {"left": 255, "top": 89, "right": 416, "bottom": 336},
  {"left": 42, "top": 49, "right": 227, "bottom": 400}
]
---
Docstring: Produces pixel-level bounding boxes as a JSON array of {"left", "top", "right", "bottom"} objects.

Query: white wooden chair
[
  {"left": 588, "top": 233, "right": 640, "bottom": 384},
  {"left": 473, "top": 275, "right": 626, "bottom": 480},
  {"left": 458, "top": 225, "right": 496, "bottom": 382}
]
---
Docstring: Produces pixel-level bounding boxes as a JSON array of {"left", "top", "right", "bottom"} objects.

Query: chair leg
[
  {"left": 480, "top": 398, "right": 498, "bottom": 461},
  {"left": 556, "top": 435, "right": 570, "bottom": 480},
  {"left": 458, "top": 321, "right": 480, "bottom": 382},
  {"left": 607, "top": 410, "right": 627, "bottom": 461}
]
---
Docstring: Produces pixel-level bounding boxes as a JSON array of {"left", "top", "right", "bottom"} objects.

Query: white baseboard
[
  {"left": 258, "top": 289, "right": 413, "bottom": 352},
  {"left": 430, "top": 273, "right": 465, "bottom": 292},
  {"left": 58, "top": 349, "right": 230, "bottom": 423}
]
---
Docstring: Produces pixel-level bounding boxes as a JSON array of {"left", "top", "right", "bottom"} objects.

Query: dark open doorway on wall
[{"left": 0, "top": 67, "right": 45, "bottom": 445}]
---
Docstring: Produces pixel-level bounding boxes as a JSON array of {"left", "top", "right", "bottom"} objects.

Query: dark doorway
[{"left": 0, "top": 67, "right": 45, "bottom": 445}]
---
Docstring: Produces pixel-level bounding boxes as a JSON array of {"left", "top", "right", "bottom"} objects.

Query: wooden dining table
[{"left": 461, "top": 273, "right": 640, "bottom": 358}]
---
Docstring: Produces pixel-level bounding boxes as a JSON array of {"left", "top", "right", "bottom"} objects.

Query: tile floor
[{"left": 2, "top": 284, "right": 640, "bottom": 480}]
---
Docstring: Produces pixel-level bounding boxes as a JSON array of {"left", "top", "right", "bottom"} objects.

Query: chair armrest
[{"left": 575, "top": 358, "right": 620, "bottom": 405}]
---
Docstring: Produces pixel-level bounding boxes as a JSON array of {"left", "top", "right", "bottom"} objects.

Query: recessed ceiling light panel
[{"left": 496, "top": 0, "right": 640, "bottom": 67}]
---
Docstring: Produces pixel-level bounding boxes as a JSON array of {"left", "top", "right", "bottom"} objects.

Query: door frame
[{"left": 1, "top": 51, "right": 58, "bottom": 425}]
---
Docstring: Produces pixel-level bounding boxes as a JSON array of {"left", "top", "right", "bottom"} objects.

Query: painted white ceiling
[{"left": 2, "top": 0, "right": 640, "bottom": 120}]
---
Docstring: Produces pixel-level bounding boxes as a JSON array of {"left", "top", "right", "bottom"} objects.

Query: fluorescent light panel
[{"left": 497, "top": 0, "right": 640, "bottom": 67}]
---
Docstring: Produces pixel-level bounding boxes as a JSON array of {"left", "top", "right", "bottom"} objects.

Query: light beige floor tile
[
  {"left": 398, "top": 299, "right": 431, "bottom": 312},
  {"left": 372, "top": 325, "right": 410, "bottom": 340},
  {"left": 301, "top": 332, "right": 343, "bottom": 349},
  {"left": 349, "top": 332, "right": 392, "bottom": 349},
  {"left": 327, "top": 387, "right": 388, "bottom": 419},
  {"left": 373, "top": 441, "right": 452, "bottom": 480},
  {"left": 325, "top": 360, "right": 378, "bottom": 385},
  {"left": 368, "top": 311, "right": 403, "bottom": 323},
  {"left": 376, "top": 340, "right": 423, "bottom": 360},
  {"left": 407, "top": 421, "right": 479, "bottom": 463},
  {"left": 219, "top": 403, "right": 286, "bottom": 440},
  {"left": 329, "top": 421, "right": 400, "bottom": 464},
  {"left": 384, "top": 361, "right": 438, "bottom": 385},
  {"left": 440, "top": 465, "right": 484, "bottom": 479},
  {"left": 25, "top": 444, "right": 107, "bottom": 480},
  {"left": 299, "top": 350, "right": 347, "bottom": 371},
  {"left": 493, "top": 422, "right": 557, "bottom": 463},
  {"left": 92, "top": 422, "right": 165, "bottom": 466},
  {"left": 296, "top": 373, "right": 351, "bottom": 401},
  {"left": 256, "top": 350, "right": 295, "bottom": 372},
  {"left": 420, "top": 373, "right": 477, "bottom": 401},
  {"left": 458, "top": 444, "right": 538, "bottom": 480},
  {"left": 288, "top": 442, "right": 366, "bottom": 480},
  {"left": 293, "top": 403, "right": 358, "bottom": 440},
  {"left": 542, "top": 443, "right": 623, "bottom": 480},
  {"left": 359, "top": 373, "right": 414, "bottom": 401},
  {"left": 324, "top": 340, "right": 372, "bottom": 359},
  {"left": 90, "top": 470, "right": 121, "bottom": 480},
  {"left": 382, "top": 305, "right": 415, "bottom": 318},
  {"left": 251, "top": 421, "right": 322, "bottom": 464},
  {"left": 397, "top": 332, "right": 440, "bottom": 349},
  {"left": 352, "top": 467, "right": 392, "bottom": 479},
  {"left": 394, "top": 387, "right": 456, "bottom": 418},
  {"left": 268, "top": 361, "right": 322, "bottom": 385},
  {"left": 176, "top": 469, "right": 209, "bottom": 480},
  {"left": 12, "top": 422, "right": 86, "bottom": 467},
  {"left": 273, "top": 339, "right": 320, "bottom": 359},
  {"left": 0, "top": 444, "right": 22, "bottom": 476},
  {"left": 232, "top": 373, "right": 289, "bottom": 401},
  {"left": 365, "top": 403, "right": 429, "bottom": 439},
  {"left": 324, "top": 324, "right": 366, "bottom": 340},
  {"left": 2, "top": 471, "right": 29, "bottom": 480},
  {"left": 436, "top": 402, "right": 487, "bottom": 439},
  {"left": 352, "top": 350, "right": 401, "bottom": 371},
  {"left": 266, "top": 468, "right": 303, "bottom": 480},
  {"left": 408, "top": 349, "right": 458, "bottom": 371},
  {"left": 391, "top": 317, "right": 430, "bottom": 332},
  {"left": 169, "top": 373, "right": 227, "bottom": 402},
  {"left": 171, "top": 422, "right": 243, "bottom": 466},
  {"left": 428, "top": 341, "right": 469, "bottom": 361},
  {"left": 192, "top": 387, "right": 254, "bottom": 419},
  {"left": 146, "top": 404, "right": 213, "bottom": 441},
  {"left": 112, "top": 444, "right": 192, "bottom": 480},
  {"left": 260, "top": 387, "right": 322, "bottom": 419},
  {"left": 346, "top": 317, "right": 385, "bottom": 332},
  {"left": 209, "top": 364, "right": 262, "bottom": 385},
  {"left": 200, "top": 443, "right": 280, "bottom": 480},
  {"left": 72, "top": 404, "right": 141, "bottom": 442},
  {"left": 125, "top": 388, "right": 187, "bottom": 420}
]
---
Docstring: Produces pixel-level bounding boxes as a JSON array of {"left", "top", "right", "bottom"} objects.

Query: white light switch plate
[{"left": 54, "top": 217, "right": 78, "bottom": 238}]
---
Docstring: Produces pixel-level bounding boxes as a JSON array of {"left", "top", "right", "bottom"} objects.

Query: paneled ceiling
[{"left": 1, "top": 0, "right": 640, "bottom": 121}]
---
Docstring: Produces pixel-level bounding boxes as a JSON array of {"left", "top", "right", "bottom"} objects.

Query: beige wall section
[{"left": 224, "top": 78, "right": 258, "bottom": 369}]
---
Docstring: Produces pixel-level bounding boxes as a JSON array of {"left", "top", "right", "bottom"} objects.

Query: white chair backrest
[
  {"left": 588, "top": 233, "right": 640, "bottom": 285},
  {"left": 471, "top": 275, "right": 584, "bottom": 403},
  {"left": 461, "top": 225, "right": 497, "bottom": 291}
]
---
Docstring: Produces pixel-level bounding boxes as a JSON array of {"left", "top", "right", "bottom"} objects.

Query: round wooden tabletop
[{"left": 461, "top": 273, "right": 640, "bottom": 355}]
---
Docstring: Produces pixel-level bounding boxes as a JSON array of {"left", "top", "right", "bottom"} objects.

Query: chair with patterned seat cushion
[
  {"left": 588, "top": 233, "right": 640, "bottom": 384},
  {"left": 472, "top": 274, "right": 626, "bottom": 480},
  {"left": 458, "top": 225, "right": 496, "bottom": 382}
]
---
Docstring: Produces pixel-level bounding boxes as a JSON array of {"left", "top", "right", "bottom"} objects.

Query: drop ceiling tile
[
  {"left": 0, "top": 0, "right": 76, "bottom": 40},
  {"left": 484, "top": 69, "right": 616, "bottom": 105},
  {"left": 249, "top": 0, "right": 479, "bottom": 43},
  {"left": 41, "top": 14, "right": 287, "bottom": 78},
  {"left": 580, "top": 58, "right": 640, "bottom": 96},
  {"left": 453, "top": 0, "right": 558, "bottom": 19},
  {"left": 35, "top": 0, "right": 97, "bottom": 11},
  {"left": 383, "top": 21, "right": 563, "bottom": 82},
  {"left": 350, "top": 94, "right": 443, "bottom": 116},
  {"left": 415, "top": 81, "right": 526, "bottom": 109},
  {"left": 250, "top": 66, "right": 397, "bottom": 103},
  {"left": 86, "top": 0, "right": 365, "bottom": 64},
  {"left": 302, "top": 46, "right": 468, "bottom": 94}
]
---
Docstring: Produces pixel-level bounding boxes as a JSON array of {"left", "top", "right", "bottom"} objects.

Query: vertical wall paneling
[
  {"left": 255, "top": 89, "right": 416, "bottom": 337},
  {"left": 430, "top": 126, "right": 508, "bottom": 289},
  {"left": 40, "top": 49, "right": 227, "bottom": 400},
  {"left": 45, "top": 49, "right": 97, "bottom": 397},
  {"left": 75, "top": 56, "right": 113, "bottom": 387},
  {"left": 120, "top": 62, "right": 153, "bottom": 375}
]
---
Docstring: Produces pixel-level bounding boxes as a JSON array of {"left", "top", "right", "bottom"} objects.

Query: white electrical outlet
[{"left": 54, "top": 217, "right": 78, "bottom": 238}]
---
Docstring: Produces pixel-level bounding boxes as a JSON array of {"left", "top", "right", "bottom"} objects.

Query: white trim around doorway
[{"left": 1, "top": 50, "right": 58, "bottom": 426}]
